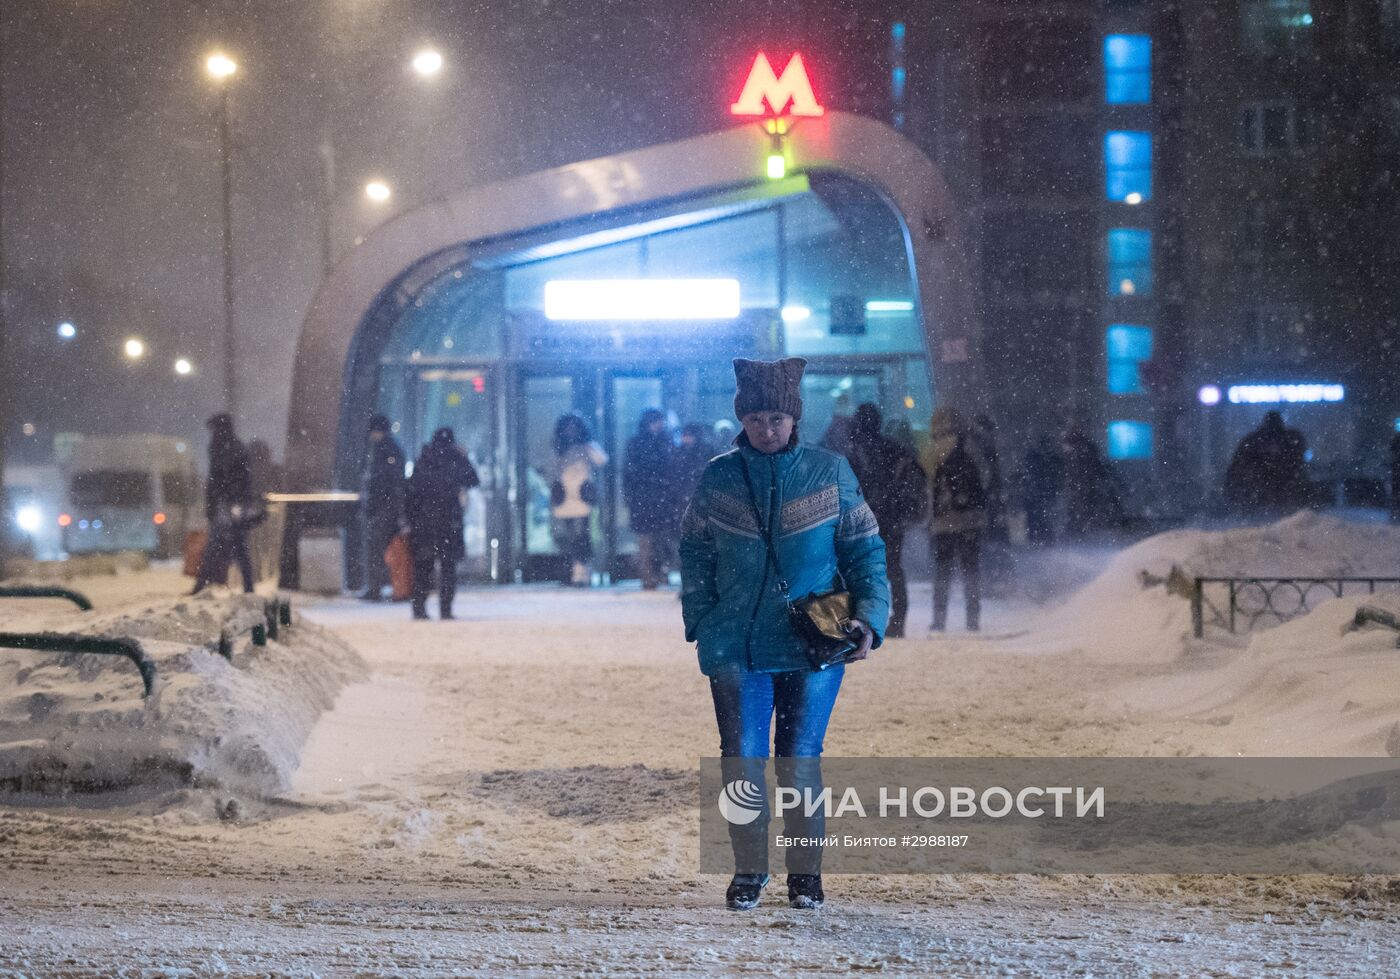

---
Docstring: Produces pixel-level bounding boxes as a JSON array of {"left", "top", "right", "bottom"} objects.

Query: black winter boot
[
  {"left": 725, "top": 873, "right": 769, "bottom": 911},
  {"left": 787, "top": 874, "right": 824, "bottom": 909}
]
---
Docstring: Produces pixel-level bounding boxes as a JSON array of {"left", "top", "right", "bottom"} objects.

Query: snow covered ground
[{"left": 2, "top": 517, "right": 1400, "bottom": 976}]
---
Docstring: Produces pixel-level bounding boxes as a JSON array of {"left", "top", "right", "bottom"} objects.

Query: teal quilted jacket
[{"left": 679, "top": 439, "right": 891, "bottom": 675}]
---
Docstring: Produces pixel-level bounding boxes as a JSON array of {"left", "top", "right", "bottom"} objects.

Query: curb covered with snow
[{"left": 0, "top": 591, "right": 366, "bottom": 797}]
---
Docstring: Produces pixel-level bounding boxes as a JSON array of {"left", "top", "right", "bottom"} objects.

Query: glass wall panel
[
  {"left": 646, "top": 210, "right": 779, "bottom": 310},
  {"left": 381, "top": 270, "right": 507, "bottom": 362},
  {"left": 782, "top": 182, "right": 921, "bottom": 357},
  {"left": 522, "top": 376, "right": 575, "bottom": 555}
]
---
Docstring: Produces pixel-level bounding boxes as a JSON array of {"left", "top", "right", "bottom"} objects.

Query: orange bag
[
  {"left": 385, "top": 532, "right": 414, "bottom": 601},
  {"left": 182, "top": 530, "right": 206, "bottom": 578}
]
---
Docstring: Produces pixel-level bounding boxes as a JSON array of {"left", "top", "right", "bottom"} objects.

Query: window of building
[
  {"left": 1104, "top": 35, "right": 1150, "bottom": 105},
  {"left": 1240, "top": 101, "right": 1313, "bottom": 155},
  {"left": 1239, "top": 0, "right": 1314, "bottom": 54},
  {"left": 1105, "top": 131, "right": 1152, "bottom": 202},
  {"left": 1107, "top": 420, "right": 1154, "bottom": 460},
  {"left": 1106, "top": 228, "right": 1152, "bottom": 297},
  {"left": 1105, "top": 324, "right": 1153, "bottom": 394}
]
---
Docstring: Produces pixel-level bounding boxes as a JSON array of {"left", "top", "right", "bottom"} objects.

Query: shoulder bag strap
[{"left": 738, "top": 455, "right": 793, "bottom": 605}]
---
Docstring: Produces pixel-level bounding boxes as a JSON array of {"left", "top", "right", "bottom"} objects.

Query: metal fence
[{"left": 1191, "top": 577, "right": 1400, "bottom": 638}]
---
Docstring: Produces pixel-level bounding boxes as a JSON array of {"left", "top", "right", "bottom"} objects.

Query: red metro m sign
[{"left": 730, "top": 53, "right": 825, "bottom": 119}]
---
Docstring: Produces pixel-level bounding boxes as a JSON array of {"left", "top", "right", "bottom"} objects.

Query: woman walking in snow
[{"left": 679, "top": 357, "right": 890, "bottom": 911}]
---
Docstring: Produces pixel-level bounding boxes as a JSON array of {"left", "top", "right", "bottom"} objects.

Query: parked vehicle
[{"left": 59, "top": 435, "right": 199, "bottom": 558}]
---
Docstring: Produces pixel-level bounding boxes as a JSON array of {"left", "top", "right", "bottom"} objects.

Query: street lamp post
[{"left": 207, "top": 53, "right": 239, "bottom": 422}]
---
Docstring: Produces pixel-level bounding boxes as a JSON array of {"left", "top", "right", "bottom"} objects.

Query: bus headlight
[{"left": 15, "top": 505, "right": 42, "bottom": 534}]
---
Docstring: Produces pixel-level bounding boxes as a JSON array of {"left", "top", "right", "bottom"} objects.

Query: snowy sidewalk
[{"left": 3, "top": 530, "right": 1400, "bottom": 974}]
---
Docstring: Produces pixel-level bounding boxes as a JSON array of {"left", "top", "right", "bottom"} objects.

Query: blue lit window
[
  {"left": 1106, "top": 324, "right": 1153, "bottom": 394},
  {"left": 1105, "top": 131, "right": 1151, "bottom": 202},
  {"left": 1107, "top": 228, "right": 1152, "bottom": 297},
  {"left": 1104, "top": 35, "right": 1151, "bottom": 104},
  {"left": 1107, "top": 420, "right": 1154, "bottom": 460}
]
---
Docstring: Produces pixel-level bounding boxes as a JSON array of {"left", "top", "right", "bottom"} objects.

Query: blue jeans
[{"left": 710, "top": 666, "right": 844, "bottom": 875}]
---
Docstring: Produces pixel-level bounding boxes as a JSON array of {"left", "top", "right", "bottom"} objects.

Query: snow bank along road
[{"left": 3, "top": 521, "right": 1400, "bottom": 977}]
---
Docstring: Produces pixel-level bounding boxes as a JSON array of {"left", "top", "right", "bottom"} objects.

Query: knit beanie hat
[{"left": 733, "top": 357, "right": 806, "bottom": 421}]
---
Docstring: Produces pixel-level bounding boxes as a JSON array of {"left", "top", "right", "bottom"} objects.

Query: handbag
[
  {"left": 740, "top": 458, "right": 862, "bottom": 671},
  {"left": 384, "top": 531, "right": 414, "bottom": 601}
]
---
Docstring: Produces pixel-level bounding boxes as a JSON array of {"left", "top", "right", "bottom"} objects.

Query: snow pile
[
  {"left": 1104, "top": 591, "right": 1400, "bottom": 756},
  {"left": 1021, "top": 512, "right": 1400, "bottom": 663},
  {"left": 0, "top": 591, "right": 366, "bottom": 797}
]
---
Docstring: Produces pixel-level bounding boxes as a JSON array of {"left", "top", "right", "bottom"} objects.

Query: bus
[{"left": 59, "top": 435, "right": 199, "bottom": 558}]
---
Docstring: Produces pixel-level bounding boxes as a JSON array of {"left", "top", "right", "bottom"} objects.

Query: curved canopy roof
[{"left": 286, "top": 111, "right": 974, "bottom": 488}]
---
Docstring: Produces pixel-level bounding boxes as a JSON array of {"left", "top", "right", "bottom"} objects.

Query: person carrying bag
[{"left": 679, "top": 356, "right": 891, "bottom": 913}]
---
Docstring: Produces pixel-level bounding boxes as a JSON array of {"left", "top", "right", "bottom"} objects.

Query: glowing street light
[
  {"left": 174, "top": 357, "right": 194, "bottom": 376},
  {"left": 206, "top": 53, "right": 238, "bottom": 80},
  {"left": 364, "top": 180, "right": 392, "bottom": 203},
  {"left": 56, "top": 321, "right": 76, "bottom": 339},
  {"left": 411, "top": 48, "right": 444, "bottom": 77},
  {"left": 124, "top": 338, "right": 146, "bottom": 360}
]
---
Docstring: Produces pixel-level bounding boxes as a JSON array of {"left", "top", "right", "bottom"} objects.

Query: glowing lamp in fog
[
  {"left": 1197, "top": 385, "right": 1222, "bottom": 406},
  {"left": 15, "top": 506, "right": 41, "bottom": 534},
  {"left": 766, "top": 152, "right": 786, "bottom": 180},
  {"left": 544, "top": 279, "right": 741, "bottom": 321},
  {"left": 781, "top": 306, "right": 811, "bottom": 323},
  {"left": 57, "top": 321, "right": 76, "bottom": 339},
  {"left": 206, "top": 54, "right": 238, "bottom": 80},
  {"left": 174, "top": 357, "right": 193, "bottom": 376},
  {"left": 365, "top": 180, "right": 392, "bottom": 203},
  {"left": 57, "top": 513, "right": 72, "bottom": 528},
  {"left": 866, "top": 300, "right": 914, "bottom": 313},
  {"left": 411, "top": 48, "right": 444, "bottom": 77},
  {"left": 1124, "top": 192, "right": 1143, "bottom": 205},
  {"left": 124, "top": 338, "right": 146, "bottom": 360},
  {"left": 153, "top": 512, "right": 167, "bottom": 525}
]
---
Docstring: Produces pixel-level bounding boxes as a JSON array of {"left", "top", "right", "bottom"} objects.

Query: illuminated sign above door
[{"left": 730, "top": 52, "right": 825, "bottom": 118}]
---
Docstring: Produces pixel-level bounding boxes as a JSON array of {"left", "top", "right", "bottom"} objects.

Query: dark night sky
[{"left": 2, "top": 0, "right": 892, "bottom": 461}]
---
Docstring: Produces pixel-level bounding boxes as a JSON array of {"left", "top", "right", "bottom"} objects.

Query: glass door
[
  {"left": 410, "top": 367, "right": 497, "bottom": 579},
  {"left": 605, "top": 373, "right": 666, "bottom": 581},
  {"left": 517, "top": 373, "right": 583, "bottom": 581}
]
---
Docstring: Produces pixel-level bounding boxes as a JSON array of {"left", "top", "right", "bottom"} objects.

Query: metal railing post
[{"left": 1192, "top": 578, "right": 1204, "bottom": 639}]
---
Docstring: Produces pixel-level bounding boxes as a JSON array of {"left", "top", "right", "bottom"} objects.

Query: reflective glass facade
[{"left": 352, "top": 173, "right": 932, "bottom": 581}]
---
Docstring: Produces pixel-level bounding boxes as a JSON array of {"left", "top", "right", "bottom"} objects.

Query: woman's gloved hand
[{"left": 844, "top": 618, "right": 875, "bottom": 662}]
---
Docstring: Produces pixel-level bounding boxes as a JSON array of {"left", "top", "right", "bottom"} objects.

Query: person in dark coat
[
  {"left": 1223, "top": 411, "right": 1309, "bottom": 515},
  {"left": 921, "top": 407, "right": 988, "bottom": 631},
  {"left": 1062, "top": 430, "right": 1125, "bottom": 541},
  {"left": 674, "top": 422, "right": 715, "bottom": 504},
  {"left": 406, "top": 427, "right": 480, "bottom": 620},
  {"left": 192, "top": 413, "right": 256, "bottom": 594},
  {"left": 848, "top": 403, "right": 927, "bottom": 638},
  {"left": 970, "top": 414, "right": 1011, "bottom": 594},
  {"left": 360, "top": 415, "right": 406, "bottom": 601},
  {"left": 623, "top": 408, "right": 677, "bottom": 589},
  {"left": 1019, "top": 435, "right": 1065, "bottom": 548}
]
